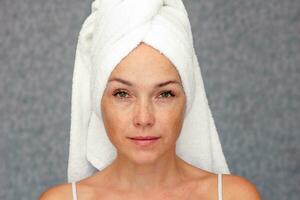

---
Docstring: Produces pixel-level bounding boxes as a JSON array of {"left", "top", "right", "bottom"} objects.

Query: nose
[{"left": 133, "top": 98, "right": 155, "bottom": 128}]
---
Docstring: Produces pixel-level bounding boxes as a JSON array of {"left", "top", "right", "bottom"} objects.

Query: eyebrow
[{"left": 108, "top": 77, "right": 182, "bottom": 88}]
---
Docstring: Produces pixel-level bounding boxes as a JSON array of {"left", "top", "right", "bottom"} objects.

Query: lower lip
[{"left": 130, "top": 138, "right": 160, "bottom": 146}]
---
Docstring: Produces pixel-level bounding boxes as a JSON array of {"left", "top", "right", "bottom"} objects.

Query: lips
[
  {"left": 128, "top": 136, "right": 161, "bottom": 146},
  {"left": 129, "top": 136, "right": 160, "bottom": 140}
]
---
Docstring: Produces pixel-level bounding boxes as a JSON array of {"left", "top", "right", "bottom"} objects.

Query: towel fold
[{"left": 68, "top": 0, "right": 230, "bottom": 183}]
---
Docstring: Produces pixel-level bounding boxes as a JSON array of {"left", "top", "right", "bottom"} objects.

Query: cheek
[
  {"left": 158, "top": 105, "right": 185, "bottom": 140},
  {"left": 101, "top": 99, "right": 128, "bottom": 143}
]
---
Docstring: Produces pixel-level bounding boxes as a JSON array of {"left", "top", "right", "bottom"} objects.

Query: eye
[
  {"left": 113, "top": 89, "right": 130, "bottom": 98},
  {"left": 158, "top": 90, "right": 175, "bottom": 98}
]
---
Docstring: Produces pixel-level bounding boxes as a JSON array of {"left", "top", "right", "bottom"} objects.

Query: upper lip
[{"left": 129, "top": 136, "right": 161, "bottom": 140}]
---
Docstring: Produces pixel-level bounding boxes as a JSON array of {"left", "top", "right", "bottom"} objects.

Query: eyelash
[{"left": 112, "top": 89, "right": 175, "bottom": 99}]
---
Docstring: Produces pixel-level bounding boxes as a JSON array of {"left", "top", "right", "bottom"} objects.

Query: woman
[{"left": 39, "top": 0, "right": 262, "bottom": 199}]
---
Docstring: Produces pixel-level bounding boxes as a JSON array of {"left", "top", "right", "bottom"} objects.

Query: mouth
[
  {"left": 129, "top": 136, "right": 160, "bottom": 140},
  {"left": 128, "top": 136, "right": 161, "bottom": 146}
]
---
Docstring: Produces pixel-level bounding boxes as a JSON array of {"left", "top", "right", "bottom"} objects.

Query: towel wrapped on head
[{"left": 68, "top": 0, "right": 230, "bottom": 183}]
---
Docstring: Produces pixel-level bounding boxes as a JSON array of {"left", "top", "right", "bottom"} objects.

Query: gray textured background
[{"left": 0, "top": 0, "right": 299, "bottom": 199}]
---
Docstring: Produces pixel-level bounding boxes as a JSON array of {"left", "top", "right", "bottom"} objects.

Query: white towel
[{"left": 68, "top": 0, "right": 230, "bottom": 183}]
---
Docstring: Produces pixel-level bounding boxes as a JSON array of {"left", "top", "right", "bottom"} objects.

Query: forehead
[{"left": 109, "top": 42, "right": 181, "bottom": 81}]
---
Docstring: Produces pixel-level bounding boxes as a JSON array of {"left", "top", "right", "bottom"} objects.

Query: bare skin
[
  {"left": 39, "top": 42, "right": 262, "bottom": 200},
  {"left": 59, "top": 158, "right": 226, "bottom": 200}
]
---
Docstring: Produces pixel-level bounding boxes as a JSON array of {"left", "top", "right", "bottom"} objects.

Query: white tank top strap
[
  {"left": 71, "top": 181, "right": 78, "bottom": 200},
  {"left": 218, "top": 173, "right": 223, "bottom": 200}
]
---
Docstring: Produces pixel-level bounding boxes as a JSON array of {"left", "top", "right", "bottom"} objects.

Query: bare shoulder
[
  {"left": 222, "top": 174, "right": 263, "bottom": 200},
  {"left": 38, "top": 182, "right": 72, "bottom": 200}
]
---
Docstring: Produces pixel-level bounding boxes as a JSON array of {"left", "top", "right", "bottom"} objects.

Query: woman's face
[{"left": 101, "top": 43, "right": 186, "bottom": 164}]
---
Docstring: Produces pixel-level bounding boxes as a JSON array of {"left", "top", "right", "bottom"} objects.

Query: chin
[{"left": 122, "top": 150, "right": 161, "bottom": 165}]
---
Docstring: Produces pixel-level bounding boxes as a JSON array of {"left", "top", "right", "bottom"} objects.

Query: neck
[{"left": 107, "top": 148, "right": 187, "bottom": 192}]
